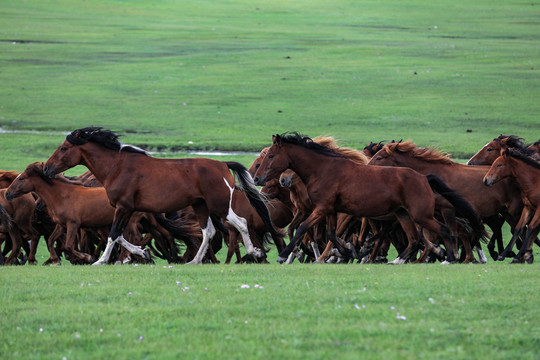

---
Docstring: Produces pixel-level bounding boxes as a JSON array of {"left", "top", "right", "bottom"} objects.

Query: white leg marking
[
  {"left": 286, "top": 252, "right": 296, "bottom": 264},
  {"left": 475, "top": 245, "right": 488, "bottom": 264},
  {"left": 188, "top": 217, "right": 216, "bottom": 264},
  {"left": 117, "top": 234, "right": 147, "bottom": 257},
  {"left": 92, "top": 237, "right": 117, "bottom": 266},
  {"left": 389, "top": 257, "right": 406, "bottom": 265},
  {"left": 311, "top": 242, "right": 321, "bottom": 259},
  {"left": 223, "top": 178, "right": 264, "bottom": 258}
]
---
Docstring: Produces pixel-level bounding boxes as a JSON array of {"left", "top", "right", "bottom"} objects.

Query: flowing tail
[
  {"left": 226, "top": 161, "right": 281, "bottom": 248},
  {"left": 427, "top": 174, "right": 486, "bottom": 243}
]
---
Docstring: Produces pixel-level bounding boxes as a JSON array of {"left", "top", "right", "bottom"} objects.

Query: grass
[
  {"left": 1, "top": 0, "right": 540, "bottom": 358},
  {"left": 2, "top": 258, "right": 540, "bottom": 360},
  {"left": 1, "top": 0, "right": 539, "bottom": 163}
]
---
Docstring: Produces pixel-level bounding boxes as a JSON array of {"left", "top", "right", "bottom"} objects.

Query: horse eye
[
  {"left": 268, "top": 155, "right": 274, "bottom": 159},
  {"left": 487, "top": 148, "right": 492, "bottom": 152},
  {"left": 376, "top": 157, "right": 382, "bottom": 160},
  {"left": 497, "top": 164, "right": 502, "bottom": 167},
  {"left": 60, "top": 147, "right": 67, "bottom": 152},
  {"left": 255, "top": 164, "right": 260, "bottom": 168}
]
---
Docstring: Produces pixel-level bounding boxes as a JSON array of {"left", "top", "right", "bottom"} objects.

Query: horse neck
[
  {"left": 78, "top": 143, "right": 127, "bottom": 186},
  {"left": 283, "top": 144, "right": 329, "bottom": 185},
  {"left": 508, "top": 157, "right": 539, "bottom": 197},
  {"left": 28, "top": 177, "right": 70, "bottom": 207},
  {"left": 393, "top": 152, "right": 454, "bottom": 173}
]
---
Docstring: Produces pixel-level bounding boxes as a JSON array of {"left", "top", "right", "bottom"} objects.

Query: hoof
[
  {"left": 142, "top": 248, "right": 151, "bottom": 260},
  {"left": 510, "top": 257, "right": 522, "bottom": 264},
  {"left": 440, "top": 260, "right": 451, "bottom": 265},
  {"left": 488, "top": 249, "right": 498, "bottom": 261},
  {"left": 276, "top": 256, "right": 286, "bottom": 264},
  {"left": 497, "top": 255, "right": 505, "bottom": 261}
]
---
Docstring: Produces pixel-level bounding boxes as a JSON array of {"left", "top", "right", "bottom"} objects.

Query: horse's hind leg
[
  {"left": 188, "top": 215, "right": 216, "bottom": 264},
  {"left": 389, "top": 212, "right": 418, "bottom": 264},
  {"left": 223, "top": 181, "right": 264, "bottom": 259}
]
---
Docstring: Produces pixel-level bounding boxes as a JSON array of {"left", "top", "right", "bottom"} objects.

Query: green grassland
[{"left": 1, "top": 0, "right": 540, "bottom": 359}]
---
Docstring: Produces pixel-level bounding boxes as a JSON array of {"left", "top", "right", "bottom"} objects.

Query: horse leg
[
  {"left": 187, "top": 201, "right": 216, "bottom": 264},
  {"left": 4, "top": 226, "right": 23, "bottom": 265},
  {"left": 93, "top": 207, "right": 142, "bottom": 266},
  {"left": 498, "top": 206, "right": 532, "bottom": 261},
  {"left": 389, "top": 211, "right": 419, "bottom": 264},
  {"left": 511, "top": 210, "right": 540, "bottom": 264},
  {"left": 45, "top": 225, "right": 65, "bottom": 265}
]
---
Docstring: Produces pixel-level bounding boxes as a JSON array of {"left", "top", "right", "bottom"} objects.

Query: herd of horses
[{"left": 1, "top": 127, "right": 539, "bottom": 266}]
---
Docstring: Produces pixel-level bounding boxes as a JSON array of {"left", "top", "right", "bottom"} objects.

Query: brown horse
[
  {"left": 252, "top": 132, "right": 468, "bottom": 264},
  {"left": 6, "top": 162, "right": 122, "bottom": 264},
  {"left": 43, "top": 127, "right": 276, "bottom": 265},
  {"left": 369, "top": 141, "right": 524, "bottom": 261},
  {"left": 484, "top": 148, "right": 540, "bottom": 263},
  {"left": 0, "top": 189, "right": 39, "bottom": 265},
  {"left": 467, "top": 135, "right": 538, "bottom": 165},
  {"left": 362, "top": 141, "right": 386, "bottom": 159}
]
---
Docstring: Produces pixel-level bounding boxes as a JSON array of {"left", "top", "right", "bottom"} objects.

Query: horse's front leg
[
  {"left": 94, "top": 207, "right": 149, "bottom": 265},
  {"left": 277, "top": 208, "right": 326, "bottom": 264},
  {"left": 498, "top": 206, "right": 532, "bottom": 261},
  {"left": 511, "top": 210, "right": 540, "bottom": 264}
]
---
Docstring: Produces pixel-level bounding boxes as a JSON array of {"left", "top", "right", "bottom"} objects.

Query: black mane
[
  {"left": 66, "top": 127, "right": 147, "bottom": 155},
  {"left": 274, "top": 132, "right": 346, "bottom": 159},
  {"left": 494, "top": 134, "right": 526, "bottom": 149},
  {"left": 506, "top": 148, "right": 540, "bottom": 170}
]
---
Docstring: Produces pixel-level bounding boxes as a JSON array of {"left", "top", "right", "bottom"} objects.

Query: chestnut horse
[
  {"left": 369, "top": 141, "right": 525, "bottom": 261},
  {"left": 484, "top": 148, "right": 540, "bottom": 263},
  {"left": 43, "top": 127, "right": 276, "bottom": 265},
  {"left": 0, "top": 189, "right": 39, "bottom": 265},
  {"left": 6, "top": 162, "right": 129, "bottom": 264},
  {"left": 253, "top": 132, "right": 464, "bottom": 264}
]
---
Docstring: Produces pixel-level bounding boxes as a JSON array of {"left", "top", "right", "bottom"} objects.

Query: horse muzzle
[
  {"left": 253, "top": 176, "right": 266, "bottom": 186},
  {"left": 42, "top": 165, "right": 57, "bottom": 178},
  {"left": 483, "top": 177, "right": 493, "bottom": 186},
  {"left": 4, "top": 191, "right": 15, "bottom": 201}
]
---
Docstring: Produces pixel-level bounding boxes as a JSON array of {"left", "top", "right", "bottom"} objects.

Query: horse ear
[
  {"left": 502, "top": 148, "right": 510, "bottom": 156},
  {"left": 272, "top": 134, "right": 281, "bottom": 144}
]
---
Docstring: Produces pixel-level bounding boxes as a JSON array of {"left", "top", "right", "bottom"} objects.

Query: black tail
[
  {"left": 427, "top": 174, "right": 485, "bottom": 242},
  {"left": 226, "top": 161, "right": 280, "bottom": 248},
  {"left": 154, "top": 212, "right": 202, "bottom": 248}
]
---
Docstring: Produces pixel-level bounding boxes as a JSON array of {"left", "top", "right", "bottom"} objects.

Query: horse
[
  {"left": 252, "top": 132, "right": 471, "bottom": 264},
  {"left": 484, "top": 148, "right": 540, "bottom": 263},
  {"left": 467, "top": 135, "right": 538, "bottom": 166},
  {"left": 362, "top": 141, "right": 385, "bottom": 159},
  {"left": 0, "top": 188, "right": 40, "bottom": 265},
  {"left": 42, "top": 127, "right": 276, "bottom": 265},
  {"left": 369, "top": 140, "right": 523, "bottom": 261}
]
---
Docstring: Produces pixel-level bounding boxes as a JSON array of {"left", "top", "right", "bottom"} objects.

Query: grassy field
[{"left": 1, "top": 0, "right": 540, "bottom": 359}]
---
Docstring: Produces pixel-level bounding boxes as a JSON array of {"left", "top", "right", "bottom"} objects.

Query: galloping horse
[
  {"left": 43, "top": 127, "right": 276, "bottom": 265},
  {"left": 484, "top": 149, "right": 540, "bottom": 263},
  {"left": 0, "top": 189, "right": 39, "bottom": 265},
  {"left": 369, "top": 141, "right": 523, "bottom": 261},
  {"left": 253, "top": 132, "right": 464, "bottom": 264},
  {"left": 467, "top": 135, "right": 537, "bottom": 165}
]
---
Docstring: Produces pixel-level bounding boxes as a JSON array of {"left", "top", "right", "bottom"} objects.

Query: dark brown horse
[
  {"left": 43, "top": 127, "right": 276, "bottom": 265},
  {"left": 484, "top": 149, "right": 540, "bottom": 263},
  {"left": 362, "top": 141, "right": 386, "bottom": 159},
  {"left": 252, "top": 132, "right": 468, "bottom": 264},
  {"left": 0, "top": 188, "right": 39, "bottom": 265},
  {"left": 369, "top": 141, "right": 524, "bottom": 261}
]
